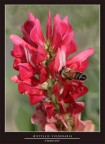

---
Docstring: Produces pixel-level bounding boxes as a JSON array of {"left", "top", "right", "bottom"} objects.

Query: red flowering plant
[{"left": 10, "top": 11, "right": 95, "bottom": 132}]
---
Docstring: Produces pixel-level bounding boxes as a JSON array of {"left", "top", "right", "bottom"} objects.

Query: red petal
[
  {"left": 68, "top": 102, "right": 85, "bottom": 115},
  {"left": 10, "top": 34, "right": 27, "bottom": 47},
  {"left": 54, "top": 14, "right": 72, "bottom": 36},
  {"left": 51, "top": 24, "right": 62, "bottom": 49},
  {"left": 24, "top": 47, "right": 36, "bottom": 67},
  {"left": 18, "top": 82, "right": 30, "bottom": 94},
  {"left": 12, "top": 45, "right": 25, "bottom": 58},
  {"left": 11, "top": 75, "right": 20, "bottom": 83},
  {"left": 45, "top": 124, "right": 58, "bottom": 132},
  {"left": 60, "top": 86, "right": 70, "bottom": 97},
  {"left": 28, "top": 86, "right": 45, "bottom": 95},
  {"left": 63, "top": 94, "right": 75, "bottom": 103},
  {"left": 72, "top": 85, "right": 88, "bottom": 99},
  {"left": 29, "top": 94, "right": 45, "bottom": 105},
  {"left": 59, "top": 103, "right": 66, "bottom": 114},
  {"left": 10, "top": 34, "right": 37, "bottom": 51},
  {"left": 28, "top": 12, "right": 36, "bottom": 24},
  {"left": 31, "top": 109, "right": 46, "bottom": 126},
  {"left": 30, "top": 19, "right": 45, "bottom": 46},
  {"left": 36, "top": 45, "right": 47, "bottom": 64},
  {"left": 67, "top": 48, "right": 95, "bottom": 66},
  {"left": 65, "top": 39, "right": 77, "bottom": 57},
  {"left": 39, "top": 66, "right": 48, "bottom": 83},
  {"left": 13, "top": 58, "right": 22, "bottom": 70},
  {"left": 52, "top": 83, "right": 61, "bottom": 97},
  {"left": 54, "top": 48, "right": 60, "bottom": 72},
  {"left": 54, "top": 46, "right": 66, "bottom": 72},
  {"left": 62, "top": 31, "right": 74, "bottom": 46},
  {"left": 19, "top": 63, "right": 35, "bottom": 80},
  {"left": 23, "top": 20, "right": 35, "bottom": 34},
  {"left": 63, "top": 16, "right": 68, "bottom": 23},
  {"left": 59, "top": 21, "right": 70, "bottom": 36},
  {"left": 78, "top": 60, "right": 88, "bottom": 72},
  {"left": 21, "top": 26, "right": 34, "bottom": 46},
  {"left": 54, "top": 14, "right": 60, "bottom": 24},
  {"left": 61, "top": 86, "right": 75, "bottom": 103},
  {"left": 48, "top": 60, "right": 55, "bottom": 78},
  {"left": 23, "top": 77, "right": 40, "bottom": 86},
  {"left": 44, "top": 102, "right": 55, "bottom": 118},
  {"left": 73, "top": 114, "right": 85, "bottom": 131},
  {"left": 21, "top": 13, "right": 36, "bottom": 45},
  {"left": 83, "top": 120, "right": 95, "bottom": 132},
  {"left": 46, "top": 11, "right": 52, "bottom": 39}
]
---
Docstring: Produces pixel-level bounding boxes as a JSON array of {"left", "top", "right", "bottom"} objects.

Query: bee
[{"left": 60, "top": 67, "right": 86, "bottom": 81}]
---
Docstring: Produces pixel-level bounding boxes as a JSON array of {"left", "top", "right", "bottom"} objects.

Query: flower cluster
[{"left": 10, "top": 11, "right": 95, "bottom": 132}]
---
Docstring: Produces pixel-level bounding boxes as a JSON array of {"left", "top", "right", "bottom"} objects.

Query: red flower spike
[{"left": 10, "top": 11, "right": 95, "bottom": 132}]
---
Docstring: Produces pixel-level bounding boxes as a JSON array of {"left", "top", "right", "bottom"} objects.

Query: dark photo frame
[{"left": 0, "top": 0, "right": 105, "bottom": 144}]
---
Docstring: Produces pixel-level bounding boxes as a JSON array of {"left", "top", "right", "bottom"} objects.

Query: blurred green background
[{"left": 5, "top": 5, "right": 100, "bottom": 132}]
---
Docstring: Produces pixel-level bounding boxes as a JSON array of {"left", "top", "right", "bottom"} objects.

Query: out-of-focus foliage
[{"left": 5, "top": 5, "right": 100, "bottom": 132}]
